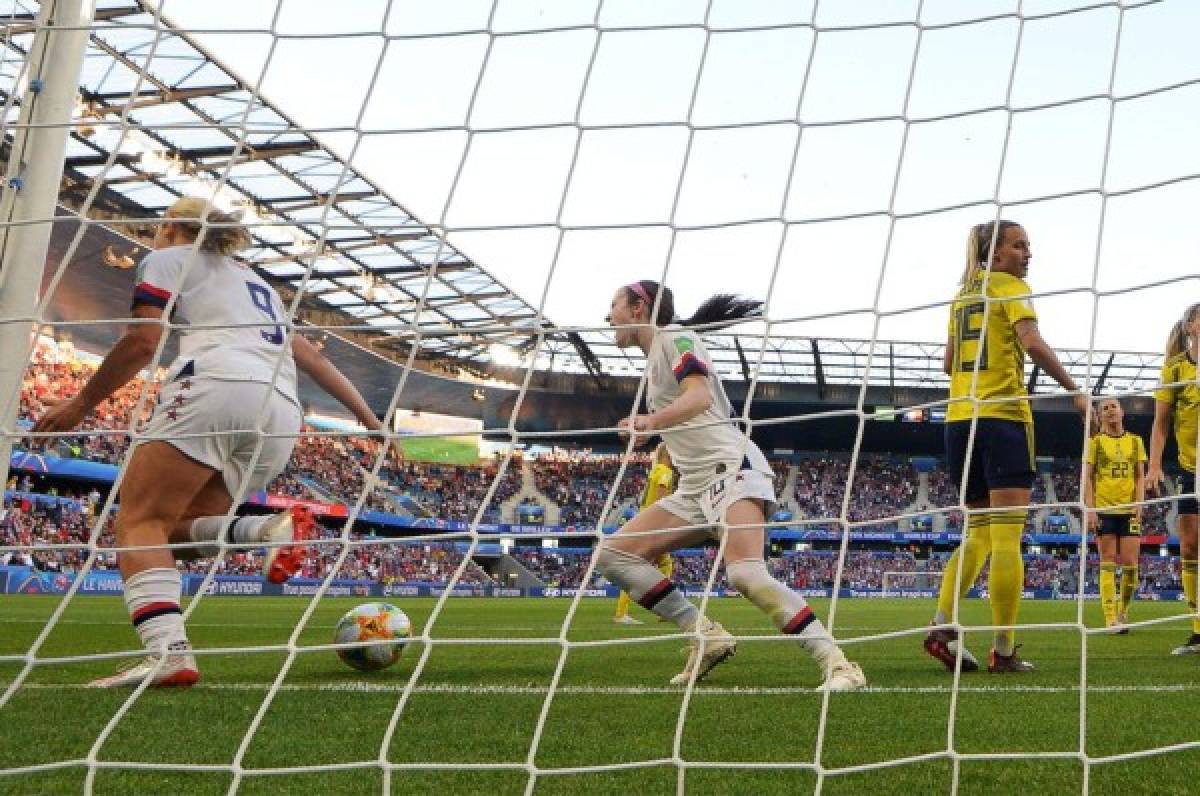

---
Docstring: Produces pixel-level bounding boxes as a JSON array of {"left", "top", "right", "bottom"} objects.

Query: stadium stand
[{"left": 4, "top": 358, "right": 1187, "bottom": 594}]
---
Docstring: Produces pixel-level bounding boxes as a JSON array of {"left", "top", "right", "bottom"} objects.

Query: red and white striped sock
[
  {"left": 124, "top": 568, "right": 189, "bottom": 653},
  {"left": 726, "top": 558, "right": 846, "bottom": 669}
]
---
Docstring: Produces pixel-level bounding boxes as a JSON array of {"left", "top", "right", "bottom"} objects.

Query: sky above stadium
[{"left": 153, "top": 0, "right": 1200, "bottom": 360}]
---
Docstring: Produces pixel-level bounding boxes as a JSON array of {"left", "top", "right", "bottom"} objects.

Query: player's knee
[{"left": 726, "top": 558, "right": 770, "bottom": 594}]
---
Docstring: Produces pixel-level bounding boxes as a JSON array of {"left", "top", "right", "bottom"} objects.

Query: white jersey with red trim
[
  {"left": 132, "top": 245, "right": 298, "bottom": 404},
  {"left": 645, "top": 326, "right": 771, "bottom": 493}
]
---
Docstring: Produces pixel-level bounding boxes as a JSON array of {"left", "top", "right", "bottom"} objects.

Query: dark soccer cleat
[
  {"left": 1170, "top": 632, "right": 1200, "bottom": 656},
  {"left": 988, "top": 646, "right": 1035, "bottom": 673},
  {"left": 923, "top": 624, "right": 979, "bottom": 673}
]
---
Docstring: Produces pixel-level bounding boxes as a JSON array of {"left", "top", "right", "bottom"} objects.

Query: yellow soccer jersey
[
  {"left": 946, "top": 270, "right": 1038, "bottom": 424},
  {"left": 641, "top": 463, "right": 676, "bottom": 509},
  {"left": 1155, "top": 352, "right": 1199, "bottom": 473},
  {"left": 1087, "top": 432, "right": 1147, "bottom": 514}
]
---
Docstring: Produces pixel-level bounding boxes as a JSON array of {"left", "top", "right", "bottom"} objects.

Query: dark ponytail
[
  {"left": 681, "top": 294, "right": 764, "bottom": 329},
  {"left": 623, "top": 280, "right": 763, "bottom": 330}
]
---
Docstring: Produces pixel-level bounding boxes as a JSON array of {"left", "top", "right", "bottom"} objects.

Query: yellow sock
[
  {"left": 1118, "top": 564, "right": 1137, "bottom": 618},
  {"left": 1182, "top": 560, "right": 1200, "bottom": 634},
  {"left": 988, "top": 510, "right": 1026, "bottom": 656},
  {"left": 935, "top": 513, "right": 991, "bottom": 624},
  {"left": 614, "top": 590, "right": 631, "bottom": 619},
  {"left": 1099, "top": 562, "right": 1117, "bottom": 625}
]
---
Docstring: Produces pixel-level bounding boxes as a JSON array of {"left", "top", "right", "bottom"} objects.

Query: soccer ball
[{"left": 333, "top": 602, "right": 412, "bottom": 672}]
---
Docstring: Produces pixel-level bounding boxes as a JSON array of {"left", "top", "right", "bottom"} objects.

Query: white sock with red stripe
[
  {"left": 595, "top": 547, "right": 700, "bottom": 630},
  {"left": 188, "top": 515, "right": 275, "bottom": 557},
  {"left": 125, "top": 568, "right": 189, "bottom": 653},
  {"left": 726, "top": 559, "right": 846, "bottom": 668}
]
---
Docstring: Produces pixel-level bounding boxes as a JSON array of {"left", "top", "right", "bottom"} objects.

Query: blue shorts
[
  {"left": 945, "top": 419, "right": 1036, "bottom": 504},
  {"left": 1178, "top": 471, "right": 1198, "bottom": 516}
]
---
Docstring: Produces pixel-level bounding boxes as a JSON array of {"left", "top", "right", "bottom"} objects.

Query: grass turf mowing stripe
[{"left": 0, "top": 681, "right": 1194, "bottom": 695}]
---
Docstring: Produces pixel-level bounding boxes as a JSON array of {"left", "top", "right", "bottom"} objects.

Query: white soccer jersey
[
  {"left": 645, "top": 326, "right": 771, "bottom": 492},
  {"left": 132, "top": 245, "right": 299, "bottom": 404}
]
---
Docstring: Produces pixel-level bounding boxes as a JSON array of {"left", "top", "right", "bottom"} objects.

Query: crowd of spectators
[
  {"left": 1, "top": 485, "right": 1191, "bottom": 595},
  {"left": 506, "top": 548, "right": 1184, "bottom": 593},
  {"left": 386, "top": 457, "right": 520, "bottom": 523},
  {"left": 19, "top": 356, "right": 159, "bottom": 466},
  {"left": 6, "top": 358, "right": 1193, "bottom": 597},
  {"left": 509, "top": 548, "right": 597, "bottom": 588},
  {"left": 176, "top": 538, "right": 493, "bottom": 586},
  {"left": 0, "top": 489, "right": 493, "bottom": 585},
  {"left": 792, "top": 456, "right": 918, "bottom": 524},
  {"left": 531, "top": 451, "right": 650, "bottom": 527}
]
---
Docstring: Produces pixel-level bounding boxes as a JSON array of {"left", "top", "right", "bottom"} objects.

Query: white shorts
[
  {"left": 142, "top": 377, "right": 302, "bottom": 497},
  {"left": 656, "top": 468, "right": 777, "bottom": 538}
]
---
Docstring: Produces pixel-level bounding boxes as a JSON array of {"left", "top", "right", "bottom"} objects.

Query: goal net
[{"left": 1, "top": 1, "right": 1198, "bottom": 794}]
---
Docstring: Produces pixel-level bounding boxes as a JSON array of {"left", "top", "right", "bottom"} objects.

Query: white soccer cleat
[
  {"left": 613, "top": 615, "right": 644, "bottom": 625},
  {"left": 817, "top": 660, "right": 867, "bottom": 693},
  {"left": 88, "top": 651, "right": 199, "bottom": 689},
  {"left": 669, "top": 618, "right": 736, "bottom": 686},
  {"left": 263, "top": 507, "right": 317, "bottom": 584}
]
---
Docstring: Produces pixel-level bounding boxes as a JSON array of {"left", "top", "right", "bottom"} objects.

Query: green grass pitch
[{"left": 2, "top": 595, "right": 1199, "bottom": 795}]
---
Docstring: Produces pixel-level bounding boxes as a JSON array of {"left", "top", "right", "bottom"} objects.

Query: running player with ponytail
[{"left": 595, "top": 280, "right": 865, "bottom": 691}]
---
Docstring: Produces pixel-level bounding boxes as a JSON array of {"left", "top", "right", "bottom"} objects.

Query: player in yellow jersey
[
  {"left": 614, "top": 444, "right": 677, "bottom": 625},
  {"left": 1084, "top": 397, "right": 1146, "bottom": 634},
  {"left": 1148, "top": 303, "right": 1200, "bottom": 655},
  {"left": 924, "top": 220, "right": 1088, "bottom": 674}
]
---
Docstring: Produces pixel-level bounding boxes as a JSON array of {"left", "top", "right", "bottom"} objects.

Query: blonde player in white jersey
[
  {"left": 34, "top": 197, "right": 393, "bottom": 688},
  {"left": 595, "top": 280, "right": 866, "bottom": 691}
]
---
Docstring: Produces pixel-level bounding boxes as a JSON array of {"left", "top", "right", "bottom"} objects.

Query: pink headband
[{"left": 626, "top": 282, "right": 653, "bottom": 305}]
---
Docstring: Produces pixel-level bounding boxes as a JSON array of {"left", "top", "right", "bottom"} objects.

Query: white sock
[
  {"left": 125, "top": 568, "right": 189, "bottom": 653},
  {"left": 189, "top": 515, "right": 275, "bottom": 556},
  {"left": 726, "top": 558, "right": 846, "bottom": 669},
  {"left": 595, "top": 547, "right": 700, "bottom": 631}
]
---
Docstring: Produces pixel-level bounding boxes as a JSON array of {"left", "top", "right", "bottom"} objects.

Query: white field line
[
  {"left": 0, "top": 619, "right": 542, "bottom": 631},
  {"left": 0, "top": 681, "right": 1193, "bottom": 696}
]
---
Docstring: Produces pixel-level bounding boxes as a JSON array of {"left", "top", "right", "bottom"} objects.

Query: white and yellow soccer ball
[{"left": 333, "top": 602, "right": 412, "bottom": 672}]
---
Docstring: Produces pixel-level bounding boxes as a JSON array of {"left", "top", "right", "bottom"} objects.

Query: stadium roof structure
[
  {"left": 0, "top": 1, "right": 1168, "bottom": 397},
  {"left": 3, "top": 1, "right": 575, "bottom": 367}
]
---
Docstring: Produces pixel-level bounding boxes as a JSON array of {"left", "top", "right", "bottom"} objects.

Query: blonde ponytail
[
  {"left": 1166, "top": 303, "right": 1200, "bottom": 357},
  {"left": 960, "top": 219, "right": 1020, "bottom": 285},
  {"left": 164, "top": 196, "right": 253, "bottom": 256}
]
